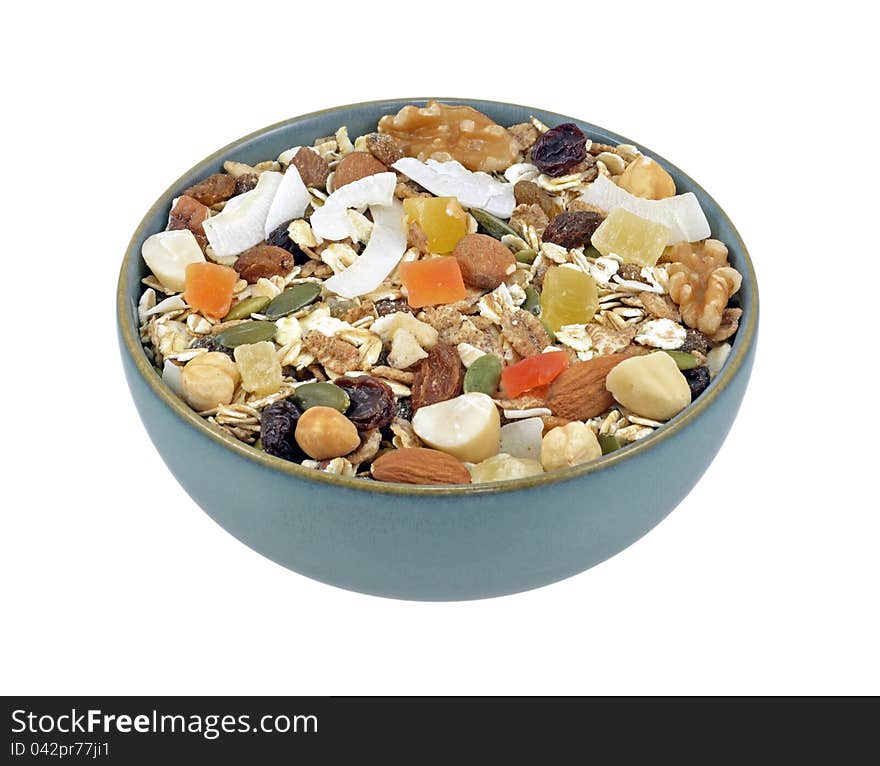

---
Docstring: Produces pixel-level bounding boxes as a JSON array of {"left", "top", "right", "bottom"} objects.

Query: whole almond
[
  {"left": 545, "top": 353, "right": 634, "bottom": 420},
  {"left": 453, "top": 234, "right": 516, "bottom": 290},
  {"left": 371, "top": 447, "right": 471, "bottom": 485},
  {"left": 289, "top": 147, "right": 330, "bottom": 189},
  {"left": 333, "top": 152, "right": 387, "bottom": 190}
]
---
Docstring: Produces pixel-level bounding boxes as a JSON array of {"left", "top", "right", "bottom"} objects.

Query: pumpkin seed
[
  {"left": 264, "top": 283, "right": 322, "bottom": 319},
  {"left": 471, "top": 208, "right": 520, "bottom": 240},
  {"left": 515, "top": 248, "right": 538, "bottom": 264},
  {"left": 541, "top": 320, "right": 556, "bottom": 343},
  {"left": 223, "top": 295, "right": 270, "bottom": 321},
  {"left": 663, "top": 350, "right": 701, "bottom": 370},
  {"left": 215, "top": 321, "right": 277, "bottom": 347},
  {"left": 463, "top": 354, "right": 503, "bottom": 396},
  {"left": 293, "top": 382, "right": 350, "bottom": 413},
  {"left": 522, "top": 286, "right": 541, "bottom": 316},
  {"left": 598, "top": 433, "right": 622, "bottom": 454}
]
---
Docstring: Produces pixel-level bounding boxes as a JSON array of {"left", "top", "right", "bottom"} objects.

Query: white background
[{"left": 2, "top": 1, "right": 876, "bottom": 695}]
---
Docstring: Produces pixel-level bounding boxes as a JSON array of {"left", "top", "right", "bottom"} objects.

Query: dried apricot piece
[
  {"left": 399, "top": 257, "right": 467, "bottom": 309},
  {"left": 184, "top": 262, "right": 239, "bottom": 319},
  {"left": 501, "top": 351, "right": 569, "bottom": 398}
]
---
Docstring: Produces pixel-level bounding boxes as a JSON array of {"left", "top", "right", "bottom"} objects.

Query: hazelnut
[
  {"left": 181, "top": 352, "right": 239, "bottom": 411},
  {"left": 618, "top": 156, "right": 676, "bottom": 200},
  {"left": 540, "top": 422, "right": 601, "bottom": 472},
  {"left": 295, "top": 406, "right": 361, "bottom": 460}
]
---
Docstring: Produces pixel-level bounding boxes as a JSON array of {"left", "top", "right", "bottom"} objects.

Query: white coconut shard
[
  {"left": 310, "top": 172, "right": 397, "bottom": 241},
  {"left": 264, "top": 165, "right": 311, "bottom": 238},
  {"left": 203, "top": 171, "right": 283, "bottom": 257},
  {"left": 392, "top": 158, "right": 516, "bottom": 219}
]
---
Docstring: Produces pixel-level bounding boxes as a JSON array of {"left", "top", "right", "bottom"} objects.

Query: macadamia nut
[{"left": 605, "top": 352, "right": 691, "bottom": 421}]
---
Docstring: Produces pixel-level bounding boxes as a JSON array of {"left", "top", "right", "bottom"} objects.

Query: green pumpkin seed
[
  {"left": 541, "top": 320, "right": 556, "bottom": 343},
  {"left": 584, "top": 246, "right": 603, "bottom": 260},
  {"left": 264, "top": 283, "right": 322, "bottom": 319},
  {"left": 471, "top": 208, "right": 520, "bottom": 240},
  {"left": 463, "top": 354, "right": 503, "bottom": 396},
  {"left": 522, "top": 286, "right": 541, "bottom": 316},
  {"left": 663, "top": 350, "right": 701, "bottom": 370},
  {"left": 598, "top": 434, "right": 622, "bottom": 455},
  {"left": 223, "top": 295, "right": 270, "bottom": 321},
  {"left": 293, "top": 382, "right": 350, "bottom": 413},
  {"left": 515, "top": 248, "right": 538, "bottom": 264},
  {"left": 215, "top": 321, "right": 277, "bottom": 347}
]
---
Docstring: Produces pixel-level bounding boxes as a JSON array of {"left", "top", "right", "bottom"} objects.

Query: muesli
[{"left": 138, "top": 101, "right": 742, "bottom": 485}]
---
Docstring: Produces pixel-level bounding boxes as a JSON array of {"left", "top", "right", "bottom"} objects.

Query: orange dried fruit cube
[
  {"left": 501, "top": 351, "right": 569, "bottom": 398},
  {"left": 399, "top": 257, "right": 467, "bottom": 308},
  {"left": 403, "top": 196, "right": 468, "bottom": 254},
  {"left": 184, "top": 262, "right": 239, "bottom": 319}
]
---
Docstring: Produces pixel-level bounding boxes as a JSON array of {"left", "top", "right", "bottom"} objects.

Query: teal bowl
[{"left": 117, "top": 98, "right": 758, "bottom": 600}]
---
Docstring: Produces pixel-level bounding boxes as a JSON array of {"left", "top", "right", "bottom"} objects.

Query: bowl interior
[{"left": 118, "top": 98, "right": 758, "bottom": 495}]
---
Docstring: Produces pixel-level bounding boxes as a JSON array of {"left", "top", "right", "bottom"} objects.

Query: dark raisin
[
  {"left": 411, "top": 343, "right": 464, "bottom": 411},
  {"left": 542, "top": 211, "right": 604, "bottom": 249},
  {"left": 678, "top": 329, "right": 709, "bottom": 355},
  {"left": 183, "top": 173, "right": 236, "bottom": 206},
  {"left": 190, "top": 335, "right": 233, "bottom": 357},
  {"left": 234, "top": 173, "right": 259, "bottom": 196},
  {"left": 395, "top": 397, "right": 413, "bottom": 421},
  {"left": 530, "top": 123, "right": 588, "bottom": 177},
  {"left": 234, "top": 243, "right": 295, "bottom": 283},
  {"left": 260, "top": 399, "right": 304, "bottom": 462},
  {"left": 266, "top": 220, "right": 305, "bottom": 261},
  {"left": 375, "top": 298, "right": 414, "bottom": 316},
  {"left": 683, "top": 366, "right": 711, "bottom": 400},
  {"left": 335, "top": 376, "right": 396, "bottom": 431}
]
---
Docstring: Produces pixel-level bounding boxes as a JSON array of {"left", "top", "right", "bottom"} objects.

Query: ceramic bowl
[{"left": 117, "top": 98, "right": 758, "bottom": 600}]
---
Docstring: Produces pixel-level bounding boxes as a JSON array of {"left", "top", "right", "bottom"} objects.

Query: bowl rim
[{"left": 117, "top": 96, "right": 758, "bottom": 496}]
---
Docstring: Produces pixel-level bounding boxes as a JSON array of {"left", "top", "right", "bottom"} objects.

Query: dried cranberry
[
  {"left": 542, "top": 211, "right": 604, "bottom": 249},
  {"left": 683, "top": 366, "right": 710, "bottom": 400},
  {"left": 260, "top": 399, "right": 304, "bottom": 462},
  {"left": 530, "top": 123, "right": 588, "bottom": 177},
  {"left": 335, "top": 376, "right": 396, "bottom": 431}
]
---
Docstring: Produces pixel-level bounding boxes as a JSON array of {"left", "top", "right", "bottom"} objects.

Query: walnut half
[{"left": 665, "top": 240, "right": 742, "bottom": 336}]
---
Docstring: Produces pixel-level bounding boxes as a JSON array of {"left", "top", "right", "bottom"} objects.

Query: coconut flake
[
  {"left": 264, "top": 166, "right": 311, "bottom": 237},
  {"left": 162, "top": 360, "right": 185, "bottom": 398},
  {"left": 142, "top": 229, "right": 205, "bottom": 292},
  {"left": 277, "top": 145, "right": 302, "bottom": 165},
  {"left": 203, "top": 171, "right": 283, "bottom": 257},
  {"left": 501, "top": 407, "right": 552, "bottom": 419},
  {"left": 500, "top": 417, "right": 544, "bottom": 460},
  {"left": 324, "top": 201, "right": 408, "bottom": 299},
  {"left": 392, "top": 158, "right": 515, "bottom": 219},
  {"left": 578, "top": 174, "right": 710, "bottom": 244},
  {"left": 143, "top": 294, "right": 188, "bottom": 318},
  {"left": 310, "top": 172, "right": 397, "bottom": 240}
]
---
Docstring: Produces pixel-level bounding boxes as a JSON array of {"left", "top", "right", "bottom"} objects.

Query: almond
[
  {"left": 545, "top": 352, "right": 635, "bottom": 420},
  {"left": 332, "top": 151, "right": 387, "bottom": 190},
  {"left": 371, "top": 447, "right": 471, "bottom": 485},
  {"left": 453, "top": 234, "right": 516, "bottom": 290},
  {"left": 289, "top": 147, "right": 330, "bottom": 189}
]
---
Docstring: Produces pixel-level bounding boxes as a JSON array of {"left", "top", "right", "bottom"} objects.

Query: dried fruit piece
[
  {"left": 364, "top": 132, "right": 404, "bottom": 166},
  {"left": 233, "top": 243, "right": 295, "bottom": 284},
  {"left": 678, "top": 328, "right": 709, "bottom": 355},
  {"left": 295, "top": 406, "right": 360, "bottom": 460},
  {"left": 234, "top": 341, "right": 282, "bottom": 396},
  {"left": 501, "top": 350, "right": 569, "bottom": 398},
  {"left": 263, "top": 283, "right": 322, "bottom": 318},
  {"left": 591, "top": 208, "right": 671, "bottom": 267},
  {"left": 184, "top": 262, "right": 238, "bottom": 319},
  {"left": 411, "top": 342, "right": 464, "bottom": 411},
  {"left": 468, "top": 453, "right": 543, "bottom": 482},
  {"left": 545, "top": 353, "right": 634, "bottom": 420},
  {"left": 335, "top": 376, "right": 396, "bottom": 431},
  {"left": 530, "top": 123, "right": 588, "bottom": 177},
  {"left": 618, "top": 156, "right": 675, "bottom": 200},
  {"left": 260, "top": 399, "right": 304, "bottom": 462},
  {"left": 333, "top": 152, "right": 387, "bottom": 190},
  {"left": 293, "top": 382, "right": 351, "bottom": 413},
  {"left": 453, "top": 233, "right": 516, "bottom": 290},
  {"left": 289, "top": 147, "right": 330, "bottom": 189},
  {"left": 142, "top": 229, "right": 206, "bottom": 293},
  {"left": 683, "top": 365, "right": 711, "bottom": 399},
  {"left": 412, "top": 392, "right": 501, "bottom": 463},
  {"left": 542, "top": 211, "right": 604, "bottom": 249},
  {"left": 184, "top": 173, "right": 236, "bottom": 206},
  {"left": 371, "top": 447, "right": 471, "bottom": 485},
  {"left": 541, "top": 422, "right": 601, "bottom": 472},
  {"left": 168, "top": 194, "right": 209, "bottom": 248},
  {"left": 402, "top": 196, "right": 468, "bottom": 254},
  {"left": 378, "top": 100, "right": 519, "bottom": 172},
  {"left": 513, "top": 180, "right": 559, "bottom": 218},
  {"left": 265, "top": 220, "right": 302, "bottom": 257},
  {"left": 605, "top": 351, "right": 691, "bottom": 421},
  {"left": 399, "top": 257, "right": 467, "bottom": 309},
  {"left": 540, "top": 267, "right": 598, "bottom": 331}
]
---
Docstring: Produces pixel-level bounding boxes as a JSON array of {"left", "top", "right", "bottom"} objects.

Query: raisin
[
  {"left": 190, "top": 335, "right": 233, "bottom": 358},
  {"left": 513, "top": 180, "right": 559, "bottom": 218},
  {"left": 183, "top": 173, "right": 236, "bottom": 206},
  {"left": 266, "top": 219, "right": 305, "bottom": 260},
  {"left": 530, "top": 123, "right": 588, "bottom": 177},
  {"left": 678, "top": 328, "right": 710, "bottom": 355},
  {"left": 542, "top": 211, "right": 604, "bottom": 249},
  {"left": 233, "top": 243, "right": 295, "bottom": 284},
  {"left": 411, "top": 343, "right": 464, "bottom": 411},
  {"left": 683, "top": 366, "right": 711, "bottom": 400},
  {"left": 260, "top": 399, "right": 305, "bottom": 462},
  {"left": 234, "top": 173, "right": 259, "bottom": 196},
  {"left": 335, "top": 376, "right": 396, "bottom": 431},
  {"left": 289, "top": 147, "right": 330, "bottom": 189},
  {"left": 375, "top": 298, "right": 414, "bottom": 316}
]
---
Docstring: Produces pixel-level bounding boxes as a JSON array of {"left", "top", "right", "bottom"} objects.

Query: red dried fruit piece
[
  {"left": 183, "top": 173, "right": 236, "bottom": 206},
  {"left": 333, "top": 152, "right": 387, "bottom": 190},
  {"left": 411, "top": 343, "right": 464, "bottom": 411},
  {"left": 530, "top": 123, "right": 588, "bottom": 177},
  {"left": 168, "top": 194, "right": 209, "bottom": 249},
  {"left": 233, "top": 244, "right": 295, "bottom": 284},
  {"left": 289, "top": 147, "right": 330, "bottom": 189},
  {"left": 335, "top": 376, "right": 396, "bottom": 431},
  {"left": 542, "top": 211, "right": 604, "bottom": 249}
]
